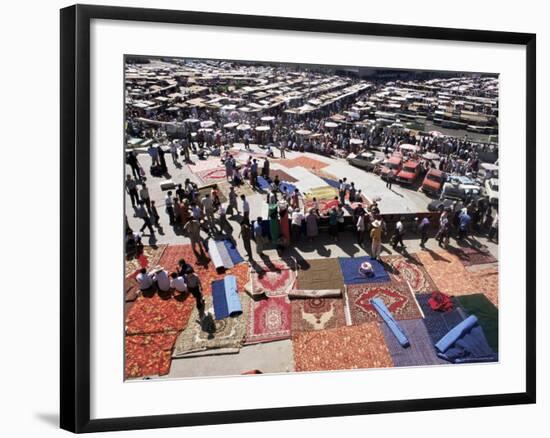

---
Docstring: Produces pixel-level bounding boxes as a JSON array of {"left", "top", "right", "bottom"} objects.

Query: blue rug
[
  {"left": 257, "top": 176, "right": 271, "bottom": 190},
  {"left": 321, "top": 177, "right": 340, "bottom": 189},
  {"left": 416, "top": 293, "right": 466, "bottom": 345},
  {"left": 438, "top": 324, "right": 498, "bottom": 364},
  {"left": 279, "top": 181, "right": 297, "bottom": 194},
  {"left": 223, "top": 239, "right": 244, "bottom": 265},
  {"left": 224, "top": 276, "right": 242, "bottom": 317},
  {"left": 212, "top": 279, "right": 229, "bottom": 320},
  {"left": 338, "top": 256, "right": 391, "bottom": 285}
]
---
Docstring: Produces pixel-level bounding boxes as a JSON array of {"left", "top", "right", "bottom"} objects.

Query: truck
[
  {"left": 421, "top": 168, "right": 446, "bottom": 195},
  {"left": 396, "top": 160, "right": 422, "bottom": 185},
  {"left": 379, "top": 155, "right": 402, "bottom": 180}
]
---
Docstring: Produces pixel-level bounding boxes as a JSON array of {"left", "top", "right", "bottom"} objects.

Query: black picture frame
[{"left": 60, "top": 4, "right": 536, "bottom": 433}]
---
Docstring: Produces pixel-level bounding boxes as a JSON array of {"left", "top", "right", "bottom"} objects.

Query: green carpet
[{"left": 456, "top": 293, "right": 499, "bottom": 352}]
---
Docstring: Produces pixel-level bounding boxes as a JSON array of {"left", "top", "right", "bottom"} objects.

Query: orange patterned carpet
[
  {"left": 381, "top": 255, "right": 438, "bottom": 293},
  {"left": 125, "top": 332, "right": 177, "bottom": 378},
  {"left": 158, "top": 244, "right": 250, "bottom": 295},
  {"left": 413, "top": 250, "right": 478, "bottom": 296},
  {"left": 292, "top": 323, "right": 393, "bottom": 371},
  {"left": 469, "top": 266, "right": 499, "bottom": 307},
  {"left": 279, "top": 156, "right": 329, "bottom": 170}
]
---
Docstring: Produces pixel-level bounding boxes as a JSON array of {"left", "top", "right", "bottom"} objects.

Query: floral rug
[
  {"left": 245, "top": 295, "right": 292, "bottom": 344},
  {"left": 249, "top": 259, "right": 297, "bottom": 297},
  {"left": 125, "top": 332, "right": 178, "bottom": 378},
  {"left": 381, "top": 255, "right": 438, "bottom": 293},
  {"left": 292, "top": 323, "right": 393, "bottom": 371},
  {"left": 279, "top": 156, "right": 329, "bottom": 170},
  {"left": 195, "top": 167, "right": 227, "bottom": 185},
  {"left": 469, "top": 266, "right": 499, "bottom": 307},
  {"left": 291, "top": 298, "right": 346, "bottom": 332},
  {"left": 172, "top": 295, "right": 248, "bottom": 357},
  {"left": 448, "top": 245, "right": 498, "bottom": 267},
  {"left": 346, "top": 280, "right": 422, "bottom": 325},
  {"left": 125, "top": 244, "right": 167, "bottom": 278}
]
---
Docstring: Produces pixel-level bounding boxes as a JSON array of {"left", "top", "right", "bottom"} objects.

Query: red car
[
  {"left": 380, "top": 156, "right": 402, "bottom": 180},
  {"left": 396, "top": 160, "right": 421, "bottom": 185},
  {"left": 421, "top": 168, "right": 446, "bottom": 194}
]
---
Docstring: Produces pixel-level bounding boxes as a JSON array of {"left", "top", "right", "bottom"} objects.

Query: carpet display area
[
  {"left": 269, "top": 169, "right": 298, "bottom": 183},
  {"left": 346, "top": 281, "right": 422, "bottom": 325},
  {"left": 125, "top": 332, "right": 178, "bottom": 378},
  {"left": 172, "top": 295, "right": 248, "bottom": 357},
  {"left": 125, "top": 244, "right": 167, "bottom": 277},
  {"left": 245, "top": 295, "right": 292, "bottom": 344},
  {"left": 338, "top": 256, "right": 391, "bottom": 285},
  {"left": 292, "top": 323, "right": 393, "bottom": 371},
  {"left": 415, "top": 293, "right": 467, "bottom": 345},
  {"left": 381, "top": 255, "right": 438, "bottom": 293},
  {"left": 469, "top": 266, "right": 499, "bottom": 307},
  {"left": 291, "top": 298, "right": 346, "bottom": 332},
  {"left": 279, "top": 156, "right": 329, "bottom": 170},
  {"left": 195, "top": 167, "right": 227, "bottom": 184},
  {"left": 249, "top": 259, "right": 297, "bottom": 297}
]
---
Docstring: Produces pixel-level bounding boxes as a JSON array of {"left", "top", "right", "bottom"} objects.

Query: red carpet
[
  {"left": 291, "top": 298, "right": 346, "bottom": 332},
  {"left": 381, "top": 255, "right": 438, "bottom": 293},
  {"left": 125, "top": 332, "right": 177, "bottom": 378},
  {"left": 249, "top": 259, "right": 297, "bottom": 297},
  {"left": 245, "top": 295, "right": 291, "bottom": 344}
]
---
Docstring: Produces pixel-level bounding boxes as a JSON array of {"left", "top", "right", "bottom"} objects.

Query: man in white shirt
[
  {"left": 154, "top": 268, "right": 171, "bottom": 292},
  {"left": 241, "top": 194, "right": 250, "bottom": 220},
  {"left": 136, "top": 268, "right": 153, "bottom": 291},
  {"left": 356, "top": 211, "right": 366, "bottom": 247},
  {"left": 170, "top": 272, "right": 187, "bottom": 296},
  {"left": 139, "top": 183, "right": 151, "bottom": 212},
  {"left": 201, "top": 194, "right": 214, "bottom": 226},
  {"left": 291, "top": 209, "right": 304, "bottom": 241},
  {"left": 170, "top": 140, "right": 179, "bottom": 165}
]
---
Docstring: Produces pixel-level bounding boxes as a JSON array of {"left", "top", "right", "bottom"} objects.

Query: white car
[
  {"left": 484, "top": 178, "right": 499, "bottom": 206},
  {"left": 347, "top": 151, "right": 383, "bottom": 171}
]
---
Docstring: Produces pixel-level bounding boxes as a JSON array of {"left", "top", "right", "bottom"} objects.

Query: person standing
[
  {"left": 239, "top": 219, "right": 253, "bottom": 260},
  {"left": 139, "top": 183, "right": 151, "bottom": 212},
  {"left": 126, "top": 151, "right": 141, "bottom": 180},
  {"left": 201, "top": 193, "right": 215, "bottom": 229},
  {"left": 458, "top": 209, "right": 471, "bottom": 241},
  {"left": 135, "top": 201, "right": 154, "bottom": 235},
  {"left": 147, "top": 144, "right": 160, "bottom": 166},
  {"left": 184, "top": 217, "right": 203, "bottom": 255},
  {"left": 185, "top": 268, "right": 205, "bottom": 314},
  {"left": 126, "top": 174, "right": 140, "bottom": 208},
  {"left": 150, "top": 200, "right": 161, "bottom": 229},
  {"left": 279, "top": 140, "right": 286, "bottom": 158},
  {"left": 370, "top": 219, "right": 383, "bottom": 260},
  {"left": 181, "top": 137, "right": 191, "bottom": 162},
  {"left": 356, "top": 210, "right": 366, "bottom": 248},
  {"left": 262, "top": 158, "right": 270, "bottom": 179},
  {"left": 305, "top": 208, "right": 318, "bottom": 241},
  {"left": 437, "top": 215, "right": 450, "bottom": 247},
  {"left": 291, "top": 208, "right": 304, "bottom": 242},
  {"left": 226, "top": 186, "right": 239, "bottom": 216},
  {"left": 488, "top": 211, "right": 499, "bottom": 242},
  {"left": 386, "top": 170, "right": 395, "bottom": 190},
  {"left": 241, "top": 194, "right": 250, "bottom": 221},
  {"left": 418, "top": 216, "right": 431, "bottom": 248},
  {"left": 253, "top": 217, "right": 265, "bottom": 256},
  {"left": 165, "top": 191, "right": 175, "bottom": 225},
  {"left": 250, "top": 159, "right": 259, "bottom": 188},
  {"left": 338, "top": 178, "right": 347, "bottom": 205},
  {"left": 328, "top": 208, "right": 339, "bottom": 242},
  {"left": 392, "top": 217, "right": 406, "bottom": 249}
]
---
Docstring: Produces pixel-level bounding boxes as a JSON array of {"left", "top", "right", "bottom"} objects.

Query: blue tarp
[
  {"left": 257, "top": 176, "right": 271, "bottom": 190},
  {"left": 279, "top": 181, "right": 297, "bottom": 194},
  {"left": 224, "top": 275, "right": 242, "bottom": 317},
  {"left": 211, "top": 279, "right": 229, "bottom": 320},
  {"left": 338, "top": 256, "right": 391, "bottom": 285},
  {"left": 371, "top": 297, "right": 409, "bottom": 347}
]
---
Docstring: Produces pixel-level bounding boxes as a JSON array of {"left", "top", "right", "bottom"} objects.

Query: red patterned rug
[
  {"left": 196, "top": 167, "right": 227, "bottom": 184},
  {"left": 470, "top": 266, "right": 499, "bottom": 307},
  {"left": 249, "top": 259, "right": 297, "bottom": 297},
  {"left": 381, "top": 255, "right": 437, "bottom": 293},
  {"left": 279, "top": 156, "right": 329, "bottom": 170},
  {"left": 292, "top": 323, "right": 393, "bottom": 372},
  {"left": 125, "top": 294, "right": 195, "bottom": 335},
  {"left": 346, "top": 281, "right": 422, "bottom": 325},
  {"left": 125, "top": 332, "right": 177, "bottom": 379},
  {"left": 449, "top": 246, "right": 498, "bottom": 267},
  {"left": 269, "top": 169, "right": 298, "bottom": 183},
  {"left": 291, "top": 298, "right": 346, "bottom": 332},
  {"left": 245, "top": 295, "right": 292, "bottom": 344},
  {"left": 158, "top": 244, "right": 249, "bottom": 295}
]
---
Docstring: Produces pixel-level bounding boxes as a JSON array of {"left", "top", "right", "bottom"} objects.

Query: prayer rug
[
  {"left": 195, "top": 167, "right": 227, "bottom": 184},
  {"left": 338, "top": 256, "right": 391, "bottom": 285},
  {"left": 249, "top": 258, "right": 297, "bottom": 297},
  {"left": 413, "top": 250, "right": 478, "bottom": 296},
  {"left": 296, "top": 258, "right": 344, "bottom": 293},
  {"left": 245, "top": 295, "right": 292, "bottom": 344},
  {"left": 380, "top": 318, "right": 447, "bottom": 367},
  {"left": 125, "top": 294, "right": 195, "bottom": 335},
  {"left": 291, "top": 298, "right": 346, "bottom": 332},
  {"left": 125, "top": 244, "right": 167, "bottom": 277},
  {"left": 469, "top": 267, "right": 499, "bottom": 307},
  {"left": 415, "top": 293, "right": 466, "bottom": 345},
  {"left": 449, "top": 245, "right": 498, "bottom": 267},
  {"left": 346, "top": 281, "right": 422, "bottom": 325},
  {"left": 456, "top": 293, "right": 499, "bottom": 352},
  {"left": 292, "top": 323, "right": 393, "bottom": 372},
  {"left": 280, "top": 156, "right": 329, "bottom": 170},
  {"left": 172, "top": 295, "right": 248, "bottom": 357},
  {"left": 269, "top": 169, "right": 298, "bottom": 183},
  {"left": 381, "top": 255, "right": 438, "bottom": 293},
  {"left": 125, "top": 332, "right": 178, "bottom": 378},
  {"left": 158, "top": 244, "right": 249, "bottom": 295}
]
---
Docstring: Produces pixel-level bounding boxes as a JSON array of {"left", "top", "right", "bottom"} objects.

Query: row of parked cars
[{"left": 347, "top": 148, "right": 499, "bottom": 207}]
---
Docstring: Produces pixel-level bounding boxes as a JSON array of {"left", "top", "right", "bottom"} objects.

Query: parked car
[
  {"left": 380, "top": 155, "right": 403, "bottom": 180},
  {"left": 441, "top": 177, "right": 482, "bottom": 203},
  {"left": 427, "top": 198, "right": 463, "bottom": 212},
  {"left": 347, "top": 151, "right": 383, "bottom": 172},
  {"left": 477, "top": 162, "right": 499, "bottom": 183},
  {"left": 484, "top": 178, "right": 499, "bottom": 206},
  {"left": 422, "top": 168, "right": 446, "bottom": 195},
  {"left": 396, "top": 160, "right": 421, "bottom": 185}
]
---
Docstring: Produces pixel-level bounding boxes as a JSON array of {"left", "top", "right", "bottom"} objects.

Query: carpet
[
  {"left": 288, "top": 289, "right": 342, "bottom": 299},
  {"left": 187, "top": 159, "right": 224, "bottom": 173},
  {"left": 125, "top": 332, "right": 178, "bottom": 378},
  {"left": 306, "top": 186, "right": 339, "bottom": 201},
  {"left": 456, "top": 293, "right": 499, "bottom": 352},
  {"left": 320, "top": 177, "right": 340, "bottom": 189},
  {"left": 280, "top": 156, "right": 329, "bottom": 170},
  {"left": 269, "top": 169, "right": 298, "bottom": 183},
  {"left": 245, "top": 295, "right": 292, "bottom": 344},
  {"left": 304, "top": 198, "right": 340, "bottom": 215},
  {"left": 338, "top": 256, "right": 391, "bottom": 285},
  {"left": 197, "top": 184, "right": 228, "bottom": 204},
  {"left": 279, "top": 182, "right": 298, "bottom": 195},
  {"left": 257, "top": 176, "right": 271, "bottom": 190},
  {"left": 292, "top": 323, "right": 393, "bottom": 372},
  {"left": 125, "top": 294, "right": 195, "bottom": 335},
  {"left": 222, "top": 239, "right": 245, "bottom": 265},
  {"left": 346, "top": 281, "right": 422, "bottom": 325},
  {"left": 415, "top": 293, "right": 466, "bottom": 345},
  {"left": 381, "top": 255, "right": 438, "bottom": 293},
  {"left": 196, "top": 167, "right": 227, "bottom": 184},
  {"left": 413, "top": 250, "right": 478, "bottom": 296},
  {"left": 469, "top": 267, "right": 499, "bottom": 307},
  {"left": 380, "top": 319, "right": 447, "bottom": 367},
  {"left": 158, "top": 244, "right": 249, "bottom": 295},
  {"left": 249, "top": 259, "right": 297, "bottom": 297},
  {"left": 172, "top": 295, "right": 248, "bottom": 357},
  {"left": 449, "top": 245, "right": 498, "bottom": 267},
  {"left": 297, "top": 258, "right": 344, "bottom": 293},
  {"left": 291, "top": 298, "right": 346, "bottom": 332},
  {"left": 125, "top": 244, "right": 167, "bottom": 277}
]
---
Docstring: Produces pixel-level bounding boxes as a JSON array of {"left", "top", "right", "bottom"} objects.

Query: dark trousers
[
  {"left": 140, "top": 217, "right": 154, "bottom": 234},
  {"left": 420, "top": 231, "right": 428, "bottom": 247},
  {"left": 188, "top": 286, "right": 205, "bottom": 312},
  {"left": 130, "top": 164, "right": 140, "bottom": 179},
  {"left": 392, "top": 232, "right": 404, "bottom": 248},
  {"left": 166, "top": 206, "right": 175, "bottom": 225},
  {"left": 128, "top": 188, "right": 139, "bottom": 207},
  {"left": 142, "top": 197, "right": 151, "bottom": 213}
]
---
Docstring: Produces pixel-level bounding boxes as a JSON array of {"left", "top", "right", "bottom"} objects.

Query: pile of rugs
[{"left": 125, "top": 244, "right": 499, "bottom": 379}]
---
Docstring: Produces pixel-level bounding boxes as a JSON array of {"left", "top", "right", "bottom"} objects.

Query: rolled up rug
[
  {"left": 371, "top": 297, "right": 409, "bottom": 347},
  {"left": 435, "top": 315, "right": 478, "bottom": 353}
]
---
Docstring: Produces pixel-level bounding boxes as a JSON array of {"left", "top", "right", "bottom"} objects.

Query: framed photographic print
[{"left": 60, "top": 4, "right": 536, "bottom": 433}]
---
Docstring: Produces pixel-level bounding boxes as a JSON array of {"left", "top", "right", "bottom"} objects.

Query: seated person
[
  {"left": 170, "top": 272, "right": 187, "bottom": 296},
  {"left": 136, "top": 268, "right": 153, "bottom": 292},
  {"left": 153, "top": 268, "right": 171, "bottom": 292}
]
